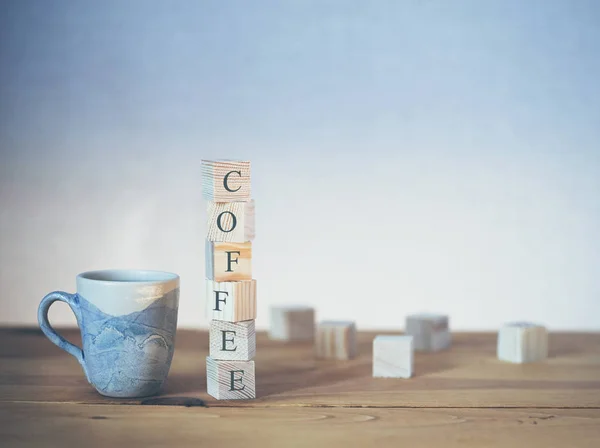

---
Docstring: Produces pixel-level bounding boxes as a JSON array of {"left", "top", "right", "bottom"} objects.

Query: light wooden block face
[
  {"left": 210, "top": 320, "right": 256, "bottom": 361},
  {"left": 206, "top": 279, "right": 257, "bottom": 322},
  {"left": 405, "top": 313, "right": 451, "bottom": 352},
  {"left": 206, "top": 200, "right": 255, "bottom": 243},
  {"left": 206, "top": 241, "right": 252, "bottom": 281},
  {"left": 206, "top": 357, "right": 256, "bottom": 400},
  {"left": 497, "top": 322, "right": 548, "bottom": 364},
  {"left": 315, "top": 321, "right": 357, "bottom": 360},
  {"left": 202, "top": 159, "right": 251, "bottom": 202},
  {"left": 373, "top": 335, "right": 413, "bottom": 378},
  {"left": 269, "top": 306, "right": 315, "bottom": 341}
]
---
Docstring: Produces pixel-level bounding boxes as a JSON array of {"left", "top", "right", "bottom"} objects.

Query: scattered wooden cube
[
  {"left": 206, "top": 357, "right": 256, "bottom": 400},
  {"left": 206, "top": 279, "right": 257, "bottom": 322},
  {"left": 373, "top": 335, "right": 413, "bottom": 378},
  {"left": 206, "top": 200, "right": 255, "bottom": 243},
  {"left": 202, "top": 159, "right": 251, "bottom": 202},
  {"left": 269, "top": 306, "right": 315, "bottom": 341},
  {"left": 315, "top": 321, "right": 357, "bottom": 360},
  {"left": 210, "top": 319, "right": 256, "bottom": 361},
  {"left": 405, "top": 313, "right": 451, "bottom": 352},
  {"left": 497, "top": 322, "right": 548, "bottom": 363},
  {"left": 206, "top": 241, "right": 252, "bottom": 281}
]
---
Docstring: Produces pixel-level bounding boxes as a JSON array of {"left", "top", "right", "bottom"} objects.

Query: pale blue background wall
[{"left": 1, "top": 0, "right": 599, "bottom": 329}]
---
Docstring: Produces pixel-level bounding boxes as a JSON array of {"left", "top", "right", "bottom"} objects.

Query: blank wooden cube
[
  {"left": 206, "top": 279, "right": 257, "bottom": 322},
  {"left": 202, "top": 159, "right": 251, "bottom": 202},
  {"left": 206, "top": 357, "right": 255, "bottom": 400},
  {"left": 373, "top": 335, "right": 413, "bottom": 378},
  {"left": 497, "top": 322, "right": 548, "bottom": 364},
  {"left": 269, "top": 306, "right": 315, "bottom": 341},
  {"left": 206, "top": 200, "right": 255, "bottom": 243},
  {"left": 206, "top": 241, "right": 252, "bottom": 281},
  {"left": 315, "top": 321, "right": 357, "bottom": 360},
  {"left": 405, "top": 313, "right": 451, "bottom": 352},
  {"left": 210, "top": 320, "right": 256, "bottom": 361}
]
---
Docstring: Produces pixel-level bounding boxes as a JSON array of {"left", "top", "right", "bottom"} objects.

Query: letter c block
[{"left": 202, "top": 160, "right": 251, "bottom": 202}]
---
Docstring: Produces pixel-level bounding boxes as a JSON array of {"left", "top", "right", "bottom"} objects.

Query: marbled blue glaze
[
  {"left": 38, "top": 270, "right": 179, "bottom": 398},
  {"left": 78, "top": 289, "right": 179, "bottom": 397}
]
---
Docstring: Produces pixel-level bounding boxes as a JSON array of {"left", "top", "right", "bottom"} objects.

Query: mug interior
[{"left": 78, "top": 269, "right": 179, "bottom": 283}]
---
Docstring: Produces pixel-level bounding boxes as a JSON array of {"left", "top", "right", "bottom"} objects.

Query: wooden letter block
[
  {"left": 269, "top": 306, "right": 315, "bottom": 341},
  {"left": 205, "top": 241, "right": 252, "bottom": 281},
  {"left": 206, "top": 279, "right": 257, "bottom": 322},
  {"left": 497, "top": 322, "right": 548, "bottom": 363},
  {"left": 315, "top": 321, "right": 357, "bottom": 360},
  {"left": 206, "top": 357, "right": 256, "bottom": 400},
  {"left": 202, "top": 159, "right": 251, "bottom": 202},
  {"left": 206, "top": 200, "right": 255, "bottom": 243},
  {"left": 372, "top": 335, "right": 413, "bottom": 378},
  {"left": 210, "top": 319, "right": 256, "bottom": 361},
  {"left": 405, "top": 313, "right": 451, "bottom": 352}
]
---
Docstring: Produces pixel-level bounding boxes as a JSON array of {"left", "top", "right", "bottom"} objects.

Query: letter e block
[
  {"left": 206, "top": 279, "right": 257, "bottom": 322},
  {"left": 269, "top": 306, "right": 315, "bottom": 341},
  {"left": 207, "top": 200, "right": 255, "bottom": 243},
  {"left": 206, "top": 357, "right": 256, "bottom": 400},
  {"left": 206, "top": 241, "right": 252, "bottom": 281},
  {"left": 315, "top": 321, "right": 357, "bottom": 360},
  {"left": 202, "top": 159, "right": 251, "bottom": 202},
  {"left": 210, "top": 320, "right": 256, "bottom": 361},
  {"left": 497, "top": 322, "right": 548, "bottom": 363},
  {"left": 405, "top": 313, "right": 451, "bottom": 352},
  {"left": 373, "top": 335, "right": 413, "bottom": 378}
]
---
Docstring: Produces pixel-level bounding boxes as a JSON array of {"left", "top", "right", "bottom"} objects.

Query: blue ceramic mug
[{"left": 38, "top": 270, "right": 180, "bottom": 398}]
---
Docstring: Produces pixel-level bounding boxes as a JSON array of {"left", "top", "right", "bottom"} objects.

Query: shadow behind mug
[{"left": 38, "top": 270, "right": 180, "bottom": 398}]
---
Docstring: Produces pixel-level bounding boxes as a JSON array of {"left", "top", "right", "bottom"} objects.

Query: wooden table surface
[{"left": 1, "top": 328, "right": 599, "bottom": 447}]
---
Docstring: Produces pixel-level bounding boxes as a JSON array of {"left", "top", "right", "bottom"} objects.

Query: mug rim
[{"left": 77, "top": 269, "right": 180, "bottom": 285}]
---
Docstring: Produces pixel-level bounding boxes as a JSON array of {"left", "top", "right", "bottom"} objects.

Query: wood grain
[
  {"left": 209, "top": 319, "right": 256, "bottom": 361},
  {"left": 269, "top": 306, "right": 315, "bottom": 341},
  {"left": 1, "top": 328, "right": 600, "bottom": 446},
  {"left": 206, "top": 357, "right": 256, "bottom": 400},
  {"left": 406, "top": 313, "right": 451, "bottom": 352},
  {"left": 206, "top": 200, "right": 255, "bottom": 243},
  {"left": 201, "top": 159, "right": 251, "bottom": 202},
  {"left": 316, "top": 321, "right": 357, "bottom": 360},
  {"left": 1, "top": 403, "right": 599, "bottom": 448},
  {"left": 205, "top": 241, "right": 252, "bottom": 281},
  {"left": 373, "top": 335, "right": 413, "bottom": 378},
  {"left": 205, "top": 280, "right": 257, "bottom": 322},
  {"left": 498, "top": 322, "right": 548, "bottom": 364},
  {"left": 1, "top": 329, "right": 599, "bottom": 409}
]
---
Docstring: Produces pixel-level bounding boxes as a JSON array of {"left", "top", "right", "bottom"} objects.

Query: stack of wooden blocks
[{"left": 202, "top": 160, "right": 257, "bottom": 400}]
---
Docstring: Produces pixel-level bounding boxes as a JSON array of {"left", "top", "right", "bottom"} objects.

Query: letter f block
[
  {"left": 206, "top": 279, "right": 257, "bottom": 322},
  {"left": 206, "top": 241, "right": 252, "bottom": 281}
]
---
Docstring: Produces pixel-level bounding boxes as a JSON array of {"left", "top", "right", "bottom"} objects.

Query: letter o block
[
  {"left": 206, "top": 200, "right": 255, "bottom": 243},
  {"left": 497, "top": 322, "right": 548, "bottom": 363},
  {"left": 210, "top": 320, "right": 256, "bottom": 361},
  {"left": 202, "top": 160, "right": 251, "bottom": 202},
  {"left": 206, "top": 357, "right": 256, "bottom": 400}
]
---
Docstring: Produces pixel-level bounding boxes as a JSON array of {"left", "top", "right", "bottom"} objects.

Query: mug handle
[{"left": 38, "top": 291, "right": 89, "bottom": 380}]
